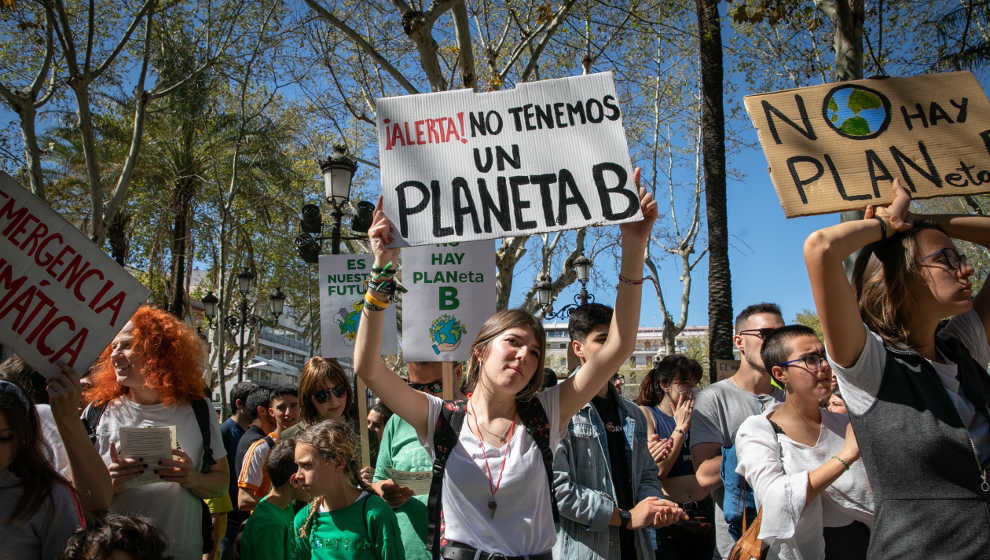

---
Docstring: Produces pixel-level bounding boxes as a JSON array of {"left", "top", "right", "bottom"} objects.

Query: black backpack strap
[
  {"left": 191, "top": 398, "right": 216, "bottom": 473},
  {"left": 83, "top": 402, "right": 108, "bottom": 444},
  {"left": 426, "top": 398, "right": 467, "bottom": 557},
  {"left": 516, "top": 397, "right": 559, "bottom": 524},
  {"left": 264, "top": 435, "right": 276, "bottom": 449}
]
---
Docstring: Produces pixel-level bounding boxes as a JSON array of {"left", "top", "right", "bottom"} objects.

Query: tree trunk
[
  {"left": 169, "top": 176, "right": 196, "bottom": 319},
  {"left": 695, "top": 0, "right": 732, "bottom": 382}
]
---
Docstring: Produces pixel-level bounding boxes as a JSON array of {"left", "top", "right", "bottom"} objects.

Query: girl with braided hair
[{"left": 293, "top": 419, "right": 403, "bottom": 560}]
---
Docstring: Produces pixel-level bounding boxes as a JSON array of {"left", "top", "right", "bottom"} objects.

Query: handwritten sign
[
  {"left": 400, "top": 241, "right": 495, "bottom": 361},
  {"left": 745, "top": 71, "right": 990, "bottom": 217},
  {"left": 0, "top": 173, "right": 149, "bottom": 377},
  {"left": 319, "top": 253, "right": 396, "bottom": 358},
  {"left": 376, "top": 72, "right": 642, "bottom": 245}
]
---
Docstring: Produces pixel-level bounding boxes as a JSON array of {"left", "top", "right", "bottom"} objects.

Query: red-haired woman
[{"left": 85, "top": 305, "right": 228, "bottom": 560}]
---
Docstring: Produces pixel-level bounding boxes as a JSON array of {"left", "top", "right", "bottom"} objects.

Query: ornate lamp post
[
  {"left": 537, "top": 254, "right": 594, "bottom": 319},
  {"left": 295, "top": 145, "right": 373, "bottom": 261}
]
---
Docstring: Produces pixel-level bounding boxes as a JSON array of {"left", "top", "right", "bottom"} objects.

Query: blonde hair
[
  {"left": 852, "top": 223, "right": 943, "bottom": 348},
  {"left": 295, "top": 419, "right": 372, "bottom": 539},
  {"left": 465, "top": 309, "right": 546, "bottom": 401}
]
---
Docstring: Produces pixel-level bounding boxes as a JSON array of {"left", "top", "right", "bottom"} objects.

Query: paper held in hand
[
  {"left": 119, "top": 425, "right": 175, "bottom": 488},
  {"left": 744, "top": 71, "right": 990, "bottom": 217},
  {"left": 376, "top": 72, "right": 641, "bottom": 245},
  {"left": 386, "top": 468, "right": 432, "bottom": 496}
]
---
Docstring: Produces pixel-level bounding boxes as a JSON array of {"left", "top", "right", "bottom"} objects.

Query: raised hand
[
  {"left": 672, "top": 393, "right": 694, "bottom": 431},
  {"left": 47, "top": 363, "right": 84, "bottom": 425},
  {"left": 864, "top": 178, "right": 913, "bottom": 234},
  {"left": 619, "top": 167, "right": 659, "bottom": 244},
  {"left": 369, "top": 195, "right": 400, "bottom": 268}
]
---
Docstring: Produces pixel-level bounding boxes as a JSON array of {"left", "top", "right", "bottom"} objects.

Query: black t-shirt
[
  {"left": 592, "top": 391, "right": 636, "bottom": 559},
  {"left": 230, "top": 424, "right": 266, "bottom": 520}
]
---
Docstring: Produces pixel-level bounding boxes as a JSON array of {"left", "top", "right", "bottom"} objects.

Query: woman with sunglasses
[
  {"left": 281, "top": 357, "right": 353, "bottom": 441},
  {"left": 735, "top": 326, "right": 873, "bottom": 560},
  {"left": 354, "top": 175, "right": 658, "bottom": 560},
  {"left": 804, "top": 179, "right": 990, "bottom": 559}
]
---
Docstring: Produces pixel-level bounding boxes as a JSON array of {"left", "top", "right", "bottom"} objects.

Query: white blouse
[{"left": 735, "top": 403, "right": 874, "bottom": 560}]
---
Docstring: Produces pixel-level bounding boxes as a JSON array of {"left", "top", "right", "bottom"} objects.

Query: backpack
[
  {"left": 83, "top": 397, "right": 218, "bottom": 553},
  {"left": 425, "top": 398, "right": 559, "bottom": 557}
]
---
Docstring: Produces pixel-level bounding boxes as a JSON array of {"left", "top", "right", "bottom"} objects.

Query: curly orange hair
[{"left": 85, "top": 305, "right": 206, "bottom": 407}]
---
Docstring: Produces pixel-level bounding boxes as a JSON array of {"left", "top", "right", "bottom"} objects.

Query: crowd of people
[{"left": 2, "top": 176, "right": 989, "bottom": 560}]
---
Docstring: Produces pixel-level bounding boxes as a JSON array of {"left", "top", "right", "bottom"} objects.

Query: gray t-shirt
[
  {"left": 0, "top": 469, "right": 83, "bottom": 560},
  {"left": 690, "top": 378, "right": 784, "bottom": 559}
]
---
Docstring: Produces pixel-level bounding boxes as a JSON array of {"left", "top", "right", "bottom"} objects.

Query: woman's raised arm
[
  {"left": 803, "top": 179, "right": 912, "bottom": 367},
  {"left": 353, "top": 196, "right": 429, "bottom": 436},
  {"left": 559, "top": 168, "right": 657, "bottom": 422}
]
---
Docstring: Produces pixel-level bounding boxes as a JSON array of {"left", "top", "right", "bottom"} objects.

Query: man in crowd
[
  {"left": 217, "top": 381, "right": 257, "bottom": 560},
  {"left": 553, "top": 303, "right": 685, "bottom": 560},
  {"left": 237, "top": 385, "right": 300, "bottom": 511},
  {"left": 370, "top": 361, "right": 463, "bottom": 560},
  {"left": 690, "top": 303, "right": 785, "bottom": 559}
]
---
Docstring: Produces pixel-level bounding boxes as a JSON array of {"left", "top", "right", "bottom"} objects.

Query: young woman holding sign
[
  {"left": 354, "top": 169, "right": 683, "bottom": 560},
  {"left": 804, "top": 178, "right": 990, "bottom": 559}
]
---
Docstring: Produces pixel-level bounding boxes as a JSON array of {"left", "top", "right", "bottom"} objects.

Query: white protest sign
[
  {"left": 400, "top": 240, "right": 495, "bottom": 361},
  {"left": 376, "top": 72, "right": 642, "bottom": 246},
  {"left": 319, "top": 253, "right": 396, "bottom": 358},
  {"left": 0, "top": 173, "right": 149, "bottom": 378}
]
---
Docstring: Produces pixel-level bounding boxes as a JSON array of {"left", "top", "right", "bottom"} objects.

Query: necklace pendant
[{"left": 488, "top": 500, "right": 497, "bottom": 518}]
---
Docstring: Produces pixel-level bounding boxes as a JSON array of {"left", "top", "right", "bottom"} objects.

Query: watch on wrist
[{"left": 619, "top": 508, "right": 632, "bottom": 528}]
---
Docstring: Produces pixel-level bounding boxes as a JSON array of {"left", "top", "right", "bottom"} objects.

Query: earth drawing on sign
[
  {"left": 431, "top": 314, "right": 466, "bottom": 355},
  {"left": 336, "top": 300, "right": 364, "bottom": 342},
  {"left": 824, "top": 85, "right": 890, "bottom": 139}
]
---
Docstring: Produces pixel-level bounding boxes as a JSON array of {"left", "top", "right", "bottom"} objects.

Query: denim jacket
[{"left": 552, "top": 384, "right": 661, "bottom": 560}]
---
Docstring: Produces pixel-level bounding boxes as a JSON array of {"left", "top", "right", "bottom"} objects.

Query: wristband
[
  {"left": 832, "top": 455, "right": 851, "bottom": 471},
  {"left": 364, "top": 292, "right": 389, "bottom": 311},
  {"left": 872, "top": 216, "right": 887, "bottom": 241},
  {"left": 618, "top": 274, "right": 643, "bottom": 286}
]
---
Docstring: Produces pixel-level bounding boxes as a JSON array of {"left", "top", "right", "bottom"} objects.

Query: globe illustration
[
  {"left": 824, "top": 85, "right": 890, "bottom": 139},
  {"left": 431, "top": 314, "right": 465, "bottom": 354}
]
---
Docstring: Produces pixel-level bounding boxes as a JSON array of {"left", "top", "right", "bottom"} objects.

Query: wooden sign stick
[
  {"left": 442, "top": 362, "right": 454, "bottom": 401},
  {"left": 357, "top": 377, "right": 371, "bottom": 468}
]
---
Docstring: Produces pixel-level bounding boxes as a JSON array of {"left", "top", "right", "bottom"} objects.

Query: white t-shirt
[
  {"left": 418, "top": 385, "right": 564, "bottom": 556},
  {"left": 829, "top": 310, "right": 990, "bottom": 462},
  {"left": 37, "top": 404, "right": 73, "bottom": 481},
  {"left": 91, "top": 396, "right": 226, "bottom": 560},
  {"left": 735, "top": 404, "right": 874, "bottom": 560}
]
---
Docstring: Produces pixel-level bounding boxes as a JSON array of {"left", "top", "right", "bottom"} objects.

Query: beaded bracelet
[{"left": 832, "top": 455, "right": 851, "bottom": 471}]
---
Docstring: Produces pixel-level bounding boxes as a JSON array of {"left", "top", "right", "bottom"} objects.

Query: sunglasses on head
[
  {"left": 407, "top": 380, "right": 444, "bottom": 394},
  {"left": 313, "top": 385, "right": 347, "bottom": 403}
]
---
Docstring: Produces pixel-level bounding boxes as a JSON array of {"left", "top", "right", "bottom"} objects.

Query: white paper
[
  {"left": 401, "top": 241, "right": 496, "bottom": 361},
  {"left": 319, "top": 253, "right": 397, "bottom": 358},
  {"left": 118, "top": 425, "right": 175, "bottom": 487},
  {"left": 386, "top": 468, "right": 432, "bottom": 496},
  {"left": 0, "top": 172, "right": 149, "bottom": 378},
  {"left": 376, "top": 72, "right": 641, "bottom": 245}
]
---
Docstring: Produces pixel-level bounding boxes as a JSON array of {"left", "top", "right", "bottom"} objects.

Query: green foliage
[{"left": 794, "top": 308, "right": 824, "bottom": 340}]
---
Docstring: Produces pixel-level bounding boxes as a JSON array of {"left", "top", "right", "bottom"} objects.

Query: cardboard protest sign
[
  {"left": 376, "top": 72, "right": 642, "bottom": 245},
  {"left": 319, "top": 253, "right": 396, "bottom": 358},
  {"left": 745, "top": 71, "right": 990, "bottom": 217},
  {"left": 400, "top": 240, "right": 496, "bottom": 361},
  {"left": 0, "top": 172, "right": 149, "bottom": 377}
]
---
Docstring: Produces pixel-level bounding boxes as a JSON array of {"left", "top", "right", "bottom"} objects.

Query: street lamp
[
  {"left": 201, "top": 276, "right": 286, "bottom": 384},
  {"left": 537, "top": 253, "right": 595, "bottom": 319},
  {"left": 295, "top": 145, "right": 374, "bottom": 260}
]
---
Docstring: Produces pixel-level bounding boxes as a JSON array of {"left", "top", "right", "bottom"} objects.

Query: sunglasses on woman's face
[
  {"left": 313, "top": 385, "right": 347, "bottom": 403},
  {"left": 407, "top": 380, "right": 444, "bottom": 394}
]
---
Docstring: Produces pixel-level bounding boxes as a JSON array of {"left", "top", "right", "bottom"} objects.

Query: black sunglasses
[
  {"left": 313, "top": 385, "right": 347, "bottom": 403},
  {"left": 408, "top": 380, "right": 444, "bottom": 394},
  {"left": 738, "top": 328, "right": 778, "bottom": 340}
]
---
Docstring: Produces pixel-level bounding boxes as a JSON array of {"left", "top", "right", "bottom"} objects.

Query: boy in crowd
[
  {"left": 238, "top": 385, "right": 300, "bottom": 511},
  {"left": 553, "top": 303, "right": 685, "bottom": 560},
  {"left": 239, "top": 439, "right": 302, "bottom": 560},
  {"left": 690, "top": 302, "right": 786, "bottom": 559}
]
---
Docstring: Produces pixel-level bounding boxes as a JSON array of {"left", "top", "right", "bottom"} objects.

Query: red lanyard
[{"left": 468, "top": 401, "right": 516, "bottom": 517}]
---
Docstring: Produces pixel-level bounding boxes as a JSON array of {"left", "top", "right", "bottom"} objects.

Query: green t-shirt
[
  {"left": 240, "top": 496, "right": 296, "bottom": 560},
  {"left": 372, "top": 415, "right": 431, "bottom": 560},
  {"left": 293, "top": 492, "right": 404, "bottom": 560}
]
